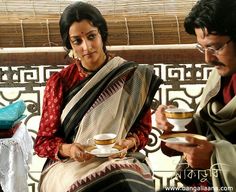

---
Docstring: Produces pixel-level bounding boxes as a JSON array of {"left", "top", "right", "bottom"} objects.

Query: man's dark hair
[{"left": 184, "top": 0, "right": 236, "bottom": 41}]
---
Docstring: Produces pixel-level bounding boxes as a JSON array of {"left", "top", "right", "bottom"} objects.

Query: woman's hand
[
  {"left": 118, "top": 137, "right": 136, "bottom": 150},
  {"left": 59, "top": 143, "right": 94, "bottom": 162},
  {"left": 108, "top": 137, "right": 136, "bottom": 159},
  {"left": 155, "top": 104, "right": 174, "bottom": 132},
  {"left": 165, "top": 136, "right": 214, "bottom": 169}
]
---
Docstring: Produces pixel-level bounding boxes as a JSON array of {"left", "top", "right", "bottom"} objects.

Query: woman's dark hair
[
  {"left": 184, "top": 0, "right": 236, "bottom": 42},
  {"left": 59, "top": 1, "right": 108, "bottom": 52}
]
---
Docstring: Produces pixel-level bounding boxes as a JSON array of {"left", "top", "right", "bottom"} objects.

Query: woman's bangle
[
  {"left": 127, "top": 137, "right": 137, "bottom": 150},
  {"left": 56, "top": 143, "right": 67, "bottom": 161},
  {"left": 58, "top": 143, "right": 73, "bottom": 159}
]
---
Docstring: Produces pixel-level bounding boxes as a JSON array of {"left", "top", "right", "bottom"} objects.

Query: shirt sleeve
[
  {"left": 128, "top": 109, "right": 152, "bottom": 151},
  {"left": 34, "top": 72, "right": 65, "bottom": 161}
]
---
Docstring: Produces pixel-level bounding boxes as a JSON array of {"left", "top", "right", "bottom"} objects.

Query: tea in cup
[{"left": 88, "top": 133, "right": 117, "bottom": 151}]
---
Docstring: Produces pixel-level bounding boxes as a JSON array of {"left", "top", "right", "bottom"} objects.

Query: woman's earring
[
  {"left": 69, "top": 50, "right": 80, "bottom": 60},
  {"left": 68, "top": 49, "right": 74, "bottom": 58}
]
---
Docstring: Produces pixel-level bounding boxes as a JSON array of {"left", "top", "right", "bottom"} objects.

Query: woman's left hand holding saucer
[
  {"left": 118, "top": 137, "right": 136, "bottom": 150},
  {"left": 109, "top": 137, "right": 136, "bottom": 159},
  {"left": 108, "top": 146, "right": 127, "bottom": 159},
  {"left": 165, "top": 136, "right": 214, "bottom": 169}
]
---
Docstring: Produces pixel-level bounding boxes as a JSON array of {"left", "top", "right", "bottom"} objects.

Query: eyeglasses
[{"left": 196, "top": 39, "right": 232, "bottom": 56}]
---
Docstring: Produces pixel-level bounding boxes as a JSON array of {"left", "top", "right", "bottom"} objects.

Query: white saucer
[
  {"left": 161, "top": 137, "right": 188, "bottom": 144},
  {"left": 159, "top": 133, "right": 207, "bottom": 145},
  {"left": 85, "top": 145, "right": 123, "bottom": 157}
]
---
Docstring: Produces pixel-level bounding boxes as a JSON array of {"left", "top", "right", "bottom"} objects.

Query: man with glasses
[{"left": 156, "top": 0, "right": 236, "bottom": 191}]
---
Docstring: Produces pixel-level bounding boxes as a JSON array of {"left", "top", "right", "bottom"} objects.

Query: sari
[{"left": 38, "top": 56, "right": 163, "bottom": 192}]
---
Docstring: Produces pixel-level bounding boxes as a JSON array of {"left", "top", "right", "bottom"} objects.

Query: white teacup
[
  {"left": 88, "top": 133, "right": 117, "bottom": 151},
  {"left": 165, "top": 108, "right": 194, "bottom": 132}
]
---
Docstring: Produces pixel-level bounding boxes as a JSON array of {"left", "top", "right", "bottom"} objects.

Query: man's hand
[
  {"left": 155, "top": 105, "right": 174, "bottom": 132},
  {"left": 165, "top": 136, "right": 214, "bottom": 169}
]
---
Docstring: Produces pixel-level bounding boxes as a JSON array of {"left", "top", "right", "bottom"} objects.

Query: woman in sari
[{"left": 34, "top": 1, "right": 163, "bottom": 192}]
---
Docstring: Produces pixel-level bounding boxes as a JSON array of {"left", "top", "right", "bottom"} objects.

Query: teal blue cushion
[{"left": 0, "top": 100, "right": 26, "bottom": 129}]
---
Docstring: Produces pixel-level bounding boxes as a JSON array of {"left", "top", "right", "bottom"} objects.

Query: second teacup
[{"left": 165, "top": 108, "right": 194, "bottom": 132}]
